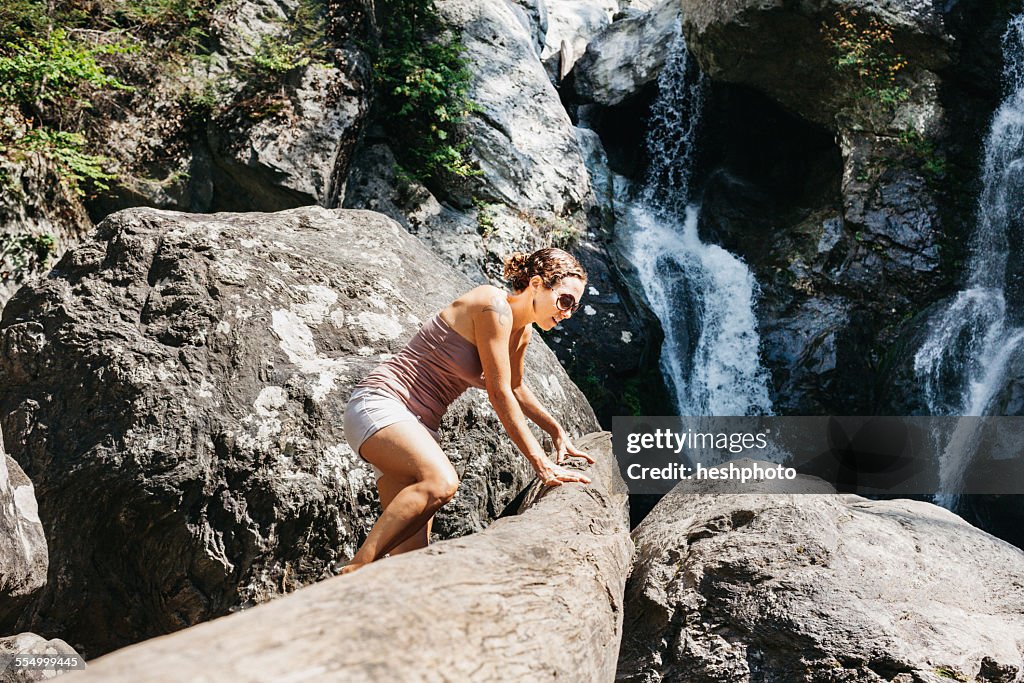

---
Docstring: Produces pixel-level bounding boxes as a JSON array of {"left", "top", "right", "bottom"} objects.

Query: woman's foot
[{"left": 340, "top": 561, "right": 368, "bottom": 575}]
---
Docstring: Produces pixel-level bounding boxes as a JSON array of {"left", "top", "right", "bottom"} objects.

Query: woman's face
[{"left": 533, "top": 276, "right": 586, "bottom": 330}]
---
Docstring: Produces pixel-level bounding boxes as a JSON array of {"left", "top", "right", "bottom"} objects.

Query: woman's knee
[{"left": 421, "top": 471, "right": 460, "bottom": 508}]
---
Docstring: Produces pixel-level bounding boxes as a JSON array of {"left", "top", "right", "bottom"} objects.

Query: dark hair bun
[
  {"left": 503, "top": 252, "right": 531, "bottom": 291},
  {"left": 502, "top": 248, "right": 587, "bottom": 292}
]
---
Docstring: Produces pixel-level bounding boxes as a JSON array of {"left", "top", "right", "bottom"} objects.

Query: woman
[{"left": 341, "top": 247, "right": 594, "bottom": 572}]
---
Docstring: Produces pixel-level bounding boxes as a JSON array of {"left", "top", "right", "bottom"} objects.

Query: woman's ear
[{"left": 529, "top": 274, "right": 543, "bottom": 291}]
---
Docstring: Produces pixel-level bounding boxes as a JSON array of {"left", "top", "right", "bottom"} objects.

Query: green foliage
[
  {"left": 243, "top": 1, "right": 327, "bottom": 80},
  {"left": 84, "top": 0, "right": 224, "bottom": 55},
  {"left": 548, "top": 218, "right": 581, "bottom": 249},
  {"left": 16, "top": 127, "right": 116, "bottom": 194},
  {"left": 897, "top": 130, "right": 949, "bottom": 182},
  {"left": 823, "top": 10, "right": 911, "bottom": 111},
  {"left": 0, "top": 28, "right": 132, "bottom": 109},
  {"left": 0, "top": 12, "right": 124, "bottom": 196},
  {"left": 622, "top": 377, "right": 644, "bottom": 417},
  {"left": 474, "top": 198, "right": 496, "bottom": 237},
  {"left": 251, "top": 36, "right": 312, "bottom": 76},
  {"left": 0, "top": 1, "right": 49, "bottom": 44},
  {"left": 374, "top": 0, "right": 479, "bottom": 182},
  {"left": 0, "top": 231, "right": 55, "bottom": 283},
  {"left": 933, "top": 667, "right": 967, "bottom": 681}
]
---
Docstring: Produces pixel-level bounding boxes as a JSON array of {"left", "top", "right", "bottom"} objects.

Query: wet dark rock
[
  {"left": 679, "top": 0, "right": 952, "bottom": 130},
  {"left": 677, "top": 0, "right": 982, "bottom": 414},
  {"left": 0, "top": 206, "right": 597, "bottom": 657}
]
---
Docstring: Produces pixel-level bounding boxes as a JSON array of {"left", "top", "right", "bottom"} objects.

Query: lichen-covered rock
[
  {"left": 571, "top": 0, "right": 684, "bottom": 106},
  {"left": 0, "top": 445, "right": 47, "bottom": 628},
  {"left": 619, "top": 481, "right": 1024, "bottom": 682},
  {"left": 0, "top": 632, "right": 83, "bottom": 682},
  {"left": 0, "top": 206, "right": 597, "bottom": 657}
]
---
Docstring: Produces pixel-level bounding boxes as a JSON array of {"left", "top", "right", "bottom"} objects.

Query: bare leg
[
  {"left": 376, "top": 473, "right": 432, "bottom": 555},
  {"left": 343, "top": 420, "right": 458, "bottom": 572}
]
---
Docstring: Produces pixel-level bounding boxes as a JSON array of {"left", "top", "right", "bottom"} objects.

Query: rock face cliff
[
  {"left": 0, "top": 206, "right": 597, "bottom": 657},
  {"left": 619, "top": 476, "right": 1024, "bottom": 682},
  {"left": 88, "top": 0, "right": 375, "bottom": 217},
  {"left": 678, "top": 0, "right": 964, "bottom": 414},
  {"left": 569, "top": 0, "right": 1017, "bottom": 415}
]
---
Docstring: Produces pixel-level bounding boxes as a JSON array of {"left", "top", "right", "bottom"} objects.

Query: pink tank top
[{"left": 357, "top": 314, "right": 486, "bottom": 431}]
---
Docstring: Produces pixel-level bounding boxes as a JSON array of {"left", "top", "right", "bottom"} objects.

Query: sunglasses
[{"left": 556, "top": 292, "right": 581, "bottom": 313}]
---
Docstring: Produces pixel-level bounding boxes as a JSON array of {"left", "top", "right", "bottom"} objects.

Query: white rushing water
[
  {"left": 914, "top": 12, "right": 1024, "bottom": 501},
  {"left": 620, "top": 26, "right": 774, "bottom": 417}
]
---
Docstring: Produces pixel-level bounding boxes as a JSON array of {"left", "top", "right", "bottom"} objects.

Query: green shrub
[
  {"left": 251, "top": 36, "right": 312, "bottom": 76},
  {"left": 15, "top": 127, "right": 115, "bottom": 195},
  {"left": 0, "top": 231, "right": 55, "bottom": 283},
  {"left": 823, "top": 10, "right": 911, "bottom": 111},
  {"left": 0, "top": 28, "right": 132, "bottom": 110},
  {"left": 242, "top": 0, "right": 328, "bottom": 79},
  {"left": 374, "top": 0, "right": 479, "bottom": 182},
  {"left": 0, "top": 23, "right": 125, "bottom": 195},
  {"left": 896, "top": 130, "right": 949, "bottom": 183}
]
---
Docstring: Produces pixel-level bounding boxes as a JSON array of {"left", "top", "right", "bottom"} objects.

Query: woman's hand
[
  {"left": 553, "top": 431, "right": 595, "bottom": 465},
  {"left": 534, "top": 457, "right": 591, "bottom": 487}
]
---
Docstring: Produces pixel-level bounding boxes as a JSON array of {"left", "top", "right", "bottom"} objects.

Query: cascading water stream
[
  {"left": 913, "top": 11, "right": 1024, "bottom": 502},
  {"left": 620, "top": 27, "right": 773, "bottom": 417}
]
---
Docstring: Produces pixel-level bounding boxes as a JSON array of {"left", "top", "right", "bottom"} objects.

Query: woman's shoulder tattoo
[{"left": 483, "top": 294, "right": 512, "bottom": 327}]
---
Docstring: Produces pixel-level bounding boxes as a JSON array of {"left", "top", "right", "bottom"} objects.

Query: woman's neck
[{"left": 506, "top": 288, "right": 537, "bottom": 330}]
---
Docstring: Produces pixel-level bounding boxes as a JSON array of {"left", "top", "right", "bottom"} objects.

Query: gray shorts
[{"left": 343, "top": 386, "right": 441, "bottom": 482}]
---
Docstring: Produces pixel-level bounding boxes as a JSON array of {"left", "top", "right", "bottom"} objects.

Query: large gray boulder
[
  {"left": 437, "top": 0, "right": 593, "bottom": 214},
  {"left": 540, "top": 0, "right": 616, "bottom": 81},
  {"left": 56, "top": 433, "right": 630, "bottom": 683},
  {"left": 0, "top": 445, "right": 47, "bottom": 628},
  {"left": 0, "top": 206, "right": 598, "bottom": 657},
  {"left": 571, "top": 0, "right": 684, "bottom": 106},
  {"left": 619, "top": 483, "right": 1024, "bottom": 682}
]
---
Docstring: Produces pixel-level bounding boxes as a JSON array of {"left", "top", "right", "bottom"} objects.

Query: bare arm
[
  {"left": 513, "top": 383, "right": 563, "bottom": 437},
  {"left": 476, "top": 292, "right": 589, "bottom": 485},
  {"left": 510, "top": 328, "right": 594, "bottom": 464}
]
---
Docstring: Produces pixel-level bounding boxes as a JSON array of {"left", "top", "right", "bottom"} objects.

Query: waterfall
[
  {"left": 913, "top": 12, "right": 1024, "bottom": 500},
  {"left": 620, "top": 26, "right": 774, "bottom": 417}
]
